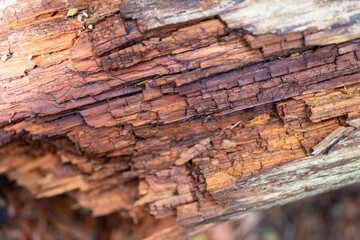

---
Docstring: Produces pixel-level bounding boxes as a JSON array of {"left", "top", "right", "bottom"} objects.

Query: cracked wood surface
[{"left": 1, "top": 0, "right": 360, "bottom": 239}]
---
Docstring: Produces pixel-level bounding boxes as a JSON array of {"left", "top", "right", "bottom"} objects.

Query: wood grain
[{"left": 1, "top": 0, "right": 360, "bottom": 238}]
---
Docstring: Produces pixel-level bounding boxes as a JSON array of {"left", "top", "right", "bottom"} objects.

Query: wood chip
[
  {"left": 221, "top": 139, "right": 237, "bottom": 149},
  {"left": 67, "top": 8, "right": 79, "bottom": 17},
  {"left": 1, "top": 54, "right": 7, "bottom": 62},
  {"left": 77, "top": 14, "right": 83, "bottom": 22},
  {"left": 82, "top": 11, "right": 89, "bottom": 18}
]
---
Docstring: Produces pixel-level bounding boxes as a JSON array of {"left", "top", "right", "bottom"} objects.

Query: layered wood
[{"left": 1, "top": 0, "right": 360, "bottom": 238}]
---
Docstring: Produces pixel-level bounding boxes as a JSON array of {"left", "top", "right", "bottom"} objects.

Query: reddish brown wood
[{"left": 1, "top": 0, "right": 360, "bottom": 239}]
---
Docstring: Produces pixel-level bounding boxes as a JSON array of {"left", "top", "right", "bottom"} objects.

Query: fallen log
[{"left": 1, "top": 0, "right": 360, "bottom": 238}]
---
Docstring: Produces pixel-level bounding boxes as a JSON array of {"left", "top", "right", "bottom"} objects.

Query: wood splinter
[
  {"left": 175, "top": 138, "right": 211, "bottom": 166},
  {"left": 311, "top": 126, "right": 355, "bottom": 155}
]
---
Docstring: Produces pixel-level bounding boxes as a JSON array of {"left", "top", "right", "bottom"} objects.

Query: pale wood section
[
  {"left": 120, "top": 0, "right": 238, "bottom": 31},
  {"left": 306, "top": 22, "right": 360, "bottom": 46},
  {"left": 123, "top": 0, "right": 360, "bottom": 45},
  {"left": 221, "top": 0, "right": 360, "bottom": 34}
]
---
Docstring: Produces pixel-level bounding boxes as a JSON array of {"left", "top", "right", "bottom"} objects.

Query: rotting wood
[
  {"left": 178, "top": 129, "right": 360, "bottom": 227},
  {"left": 1, "top": 0, "right": 360, "bottom": 239}
]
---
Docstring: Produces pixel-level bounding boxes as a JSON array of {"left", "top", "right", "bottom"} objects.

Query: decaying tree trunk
[{"left": 1, "top": 0, "right": 360, "bottom": 239}]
